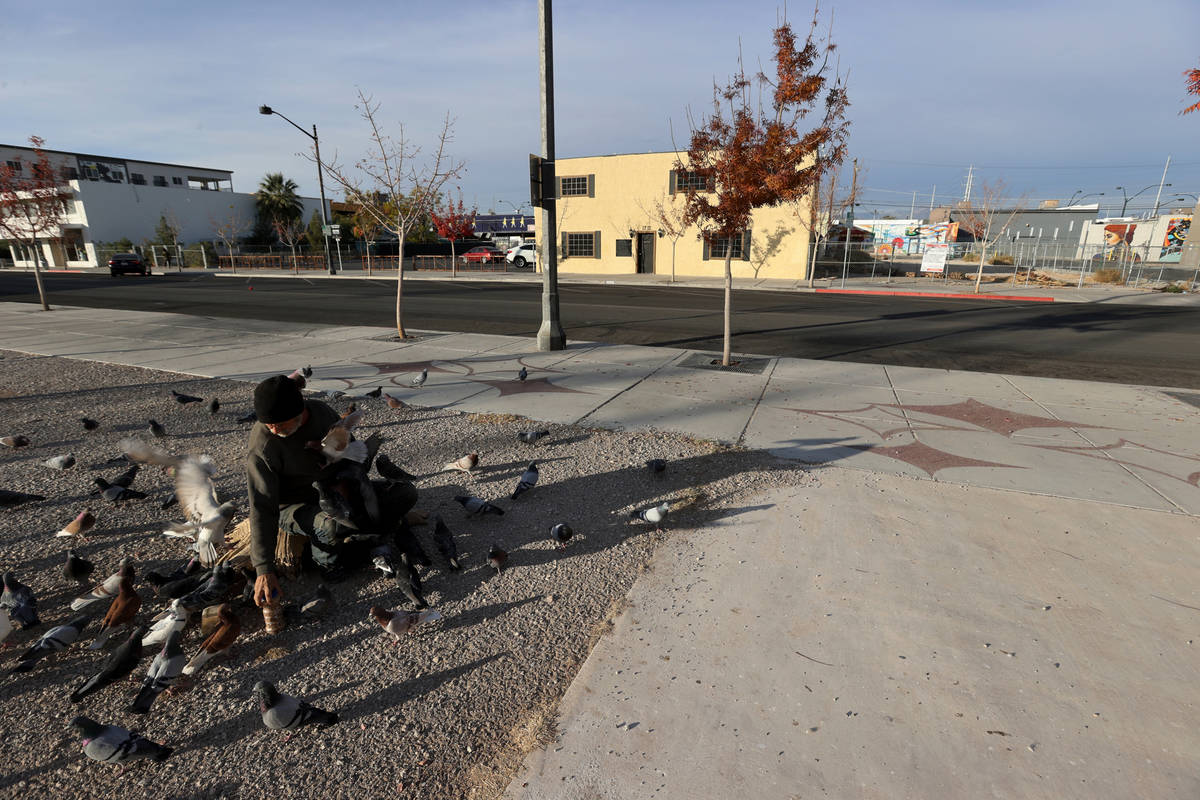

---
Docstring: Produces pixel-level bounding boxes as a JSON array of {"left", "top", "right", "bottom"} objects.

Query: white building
[{"left": 0, "top": 143, "right": 325, "bottom": 268}]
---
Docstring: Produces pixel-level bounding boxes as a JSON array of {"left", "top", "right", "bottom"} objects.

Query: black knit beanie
[{"left": 254, "top": 375, "right": 304, "bottom": 423}]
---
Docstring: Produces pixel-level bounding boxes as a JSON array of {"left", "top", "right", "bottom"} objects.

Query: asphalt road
[{"left": 3, "top": 272, "right": 1200, "bottom": 388}]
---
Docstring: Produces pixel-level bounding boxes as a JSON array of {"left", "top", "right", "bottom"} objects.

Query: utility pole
[
  {"left": 963, "top": 165, "right": 974, "bottom": 204},
  {"left": 536, "top": 0, "right": 565, "bottom": 351},
  {"left": 928, "top": 185, "right": 936, "bottom": 217},
  {"left": 909, "top": 191, "right": 916, "bottom": 219},
  {"left": 1151, "top": 155, "right": 1172, "bottom": 217}
]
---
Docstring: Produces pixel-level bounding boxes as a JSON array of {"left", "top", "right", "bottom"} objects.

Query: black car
[{"left": 109, "top": 253, "right": 149, "bottom": 276}]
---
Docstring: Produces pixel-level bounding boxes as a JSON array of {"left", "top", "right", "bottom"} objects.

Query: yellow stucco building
[{"left": 535, "top": 151, "right": 813, "bottom": 280}]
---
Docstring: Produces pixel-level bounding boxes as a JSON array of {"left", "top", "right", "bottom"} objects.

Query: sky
[{"left": 3, "top": 0, "right": 1199, "bottom": 220}]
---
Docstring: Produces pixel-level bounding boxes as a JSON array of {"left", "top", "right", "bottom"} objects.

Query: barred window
[
  {"left": 153, "top": 175, "right": 168, "bottom": 187},
  {"left": 130, "top": 173, "right": 146, "bottom": 185},
  {"left": 561, "top": 176, "right": 588, "bottom": 196},
  {"left": 172, "top": 176, "right": 183, "bottom": 185},
  {"left": 709, "top": 235, "right": 744, "bottom": 260},
  {"left": 676, "top": 170, "right": 708, "bottom": 191},
  {"left": 615, "top": 238, "right": 632, "bottom": 257},
  {"left": 6, "top": 160, "right": 22, "bottom": 172},
  {"left": 566, "top": 232, "right": 595, "bottom": 257}
]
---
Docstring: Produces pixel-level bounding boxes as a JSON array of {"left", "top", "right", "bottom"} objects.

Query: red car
[{"left": 460, "top": 246, "right": 504, "bottom": 264}]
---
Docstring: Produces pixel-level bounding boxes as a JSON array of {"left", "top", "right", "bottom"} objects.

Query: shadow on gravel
[{"left": 335, "top": 652, "right": 506, "bottom": 722}]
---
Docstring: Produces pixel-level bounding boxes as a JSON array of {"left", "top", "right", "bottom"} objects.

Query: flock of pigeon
[{"left": 0, "top": 364, "right": 673, "bottom": 774}]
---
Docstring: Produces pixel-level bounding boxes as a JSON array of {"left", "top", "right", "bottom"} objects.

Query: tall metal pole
[
  {"left": 312, "top": 125, "right": 335, "bottom": 275},
  {"left": 537, "top": 0, "right": 565, "bottom": 351},
  {"left": 1151, "top": 155, "right": 1171, "bottom": 217}
]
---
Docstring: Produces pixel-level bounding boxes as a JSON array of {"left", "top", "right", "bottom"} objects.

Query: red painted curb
[{"left": 815, "top": 288, "right": 1056, "bottom": 302}]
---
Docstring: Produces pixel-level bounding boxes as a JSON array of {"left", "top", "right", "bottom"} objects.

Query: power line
[{"left": 859, "top": 157, "right": 1200, "bottom": 170}]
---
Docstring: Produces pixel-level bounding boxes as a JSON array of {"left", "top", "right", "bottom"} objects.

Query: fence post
[{"left": 151, "top": 246, "right": 159, "bottom": 270}]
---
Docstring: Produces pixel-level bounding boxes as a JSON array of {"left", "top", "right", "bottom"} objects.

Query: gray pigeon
[
  {"left": 71, "top": 716, "right": 172, "bottom": 767},
  {"left": 410, "top": 369, "right": 428, "bottom": 388},
  {"left": 313, "top": 480, "right": 358, "bottom": 530},
  {"left": 148, "top": 419, "right": 167, "bottom": 438},
  {"left": 70, "top": 625, "right": 147, "bottom": 703},
  {"left": 129, "top": 629, "right": 186, "bottom": 714},
  {"left": 517, "top": 429, "right": 550, "bottom": 445},
  {"left": 254, "top": 680, "right": 339, "bottom": 738},
  {"left": 517, "top": 366, "right": 528, "bottom": 382},
  {"left": 64, "top": 549, "right": 95, "bottom": 584},
  {"left": 1, "top": 572, "right": 39, "bottom": 628},
  {"left": 454, "top": 495, "right": 504, "bottom": 517},
  {"left": 550, "top": 522, "right": 574, "bottom": 549},
  {"left": 431, "top": 515, "right": 461, "bottom": 571},
  {"left": 511, "top": 462, "right": 539, "bottom": 500},
  {"left": 44, "top": 454, "right": 76, "bottom": 470},
  {"left": 93, "top": 478, "right": 147, "bottom": 505},
  {"left": 178, "top": 564, "right": 240, "bottom": 613},
  {"left": 12, "top": 614, "right": 91, "bottom": 673},
  {"left": 171, "top": 389, "right": 202, "bottom": 405}
]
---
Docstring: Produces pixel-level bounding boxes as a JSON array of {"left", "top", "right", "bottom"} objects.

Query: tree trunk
[
  {"left": 450, "top": 239, "right": 457, "bottom": 278},
  {"left": 671, "top": 239, "right": 677, "bottom": 284},
  {"left": 808, "top": 234, "right": 821, "bottom": 288},
  {"left": 290, "top": 244, "right": 298, "bottom": 273},
  {"left": 30, "top": 237, "right": 49, "bottom": 311},
  {"left": 973, "top": 243, "right": 987, "bottom": 293},
  {"left": 723, "top": 251, "right": 733, "bottom": 366},
  {"left": 395, "top": 229, "right": 407, "bottom": 338}
]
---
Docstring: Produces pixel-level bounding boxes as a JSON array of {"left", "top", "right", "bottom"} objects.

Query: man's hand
[{"left": 254, "top": 573, "right": 281, "bottom": 607}]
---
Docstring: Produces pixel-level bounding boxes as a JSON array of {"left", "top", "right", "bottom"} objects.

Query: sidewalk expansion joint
[
  {"left": 882, "top": 365, "right": 918, "bottom": 441},
  {"left": 736, "top": 357, "right": 780, "bottom": 447}
]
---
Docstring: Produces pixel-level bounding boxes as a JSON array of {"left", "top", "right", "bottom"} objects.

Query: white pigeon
[
  {"left": 172, "top": 455, "right": 232, "bottom": 566},
  {"left": 631, "top": 501, "right": 670, "bottom": 529},
  {"left": 70, "top": 561, "right": 132, "bottom": 611},
  {"left": 142, "top": 599, "right": 190, "bottom": 649},
  {"left": 410, "top": 369, "right": 428, "bottom": 388},
  {"left": 118, "top": 437, "right": 181, "bottom": 468}
]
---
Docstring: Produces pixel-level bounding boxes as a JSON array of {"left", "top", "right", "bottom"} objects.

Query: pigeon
[
  {"left": 148, "top": 419, "right": 167, "bottom": 438},
  {"left": 144, "top": 557, "right": 201, "bottom": 590},
  {"left": 550, "top": 522, "right": 574, "bottom": 549},
  {"left": 56, "top": 509, "right": 97, "bottom": 539},
  {"left": 376, "top": 453, "right": 416, "bottom": 481},
  {"left": 300, "top": 585, "right": 333, "bottom": 619},
  {"left": 64, "top": 549, "right": 95, "bottom": 583},
  {"left": 71, "top": 716, "right": 172, "bottom": 768},
  {"left": 313, "top": 480, "right": 358, "bottom": 529},
  {"left": 376, "top": 546, "right": 427, "bottom": 608},
  {"left": 517, "top": 429, "right": 550, "bottom": 445},
  {"left": 199, "top": 604, "right": 229, "bottom": 638},
  {"left": 109, "top": 463, "right": 141, "bottom": 489},
  {"left": 364, "top": 386, "right": 382, "bottom": 399},
  {"left": 0, "top": 435, "right": 30, "bottom": 448},
  {"left": 171, "top": 389, "right": 203, "bottom": 405},
  {"left": 81, "top": 418, "right": 100, "bottom": 432},
  {"left": 158, "top": 567, "right": 212, "bottom": 601},
  {"left": 287, "top": 367, "right": 307, "bottom": 388},
  {"left": 142, "top": 599, "right": 190, "bottom": 649},
  {"left": 178, "top": 564, "right": 243, "bottom": 613},
  {"left": 182, "top": 604, "right": 240, "bottom": 676},
  {"left": 385, "top": 394, "right": 407, "bottom": 411},
  {"left": 511, "top": 461, "right": 539, "bottom": 500},
  {"left": 517, "top": 366, "right": 528, "bottom": 382},
  {"left": 94, "top": 478, "right": 147, "bottom": 505},
  {"left": 487, "top": 544, "right": 508, "bottom": 575},
  {"left": 160, "top": 491, "right": 177, "bottom": 510},
  {"left": 44, "top": 454, "right": 76, "bottom": 470},
  {"left": 118, "top": 438, "right": 180, "bottom": 469},
  {"left": 89, "top": 576, "right": 141, "bottom": 649},
  {"left": 171, "top": 454, "right": 233, "bottom": 566},
  {"left": 254, "top": 680, "right": 339, "bottom": 737},
  {"left": 12, "top": 614, "right": 91, "bottom": 673},
  {"left": 631, "top": 501, "right": 670, "bottom": 530},
  {"left": 442, "top": 452, "right": 479, "bottom": 474},
  {"left": 302, "top": 365, "right": 313, "bottom": 378},
  {"left": 72, "top": 560, "right": 134, "bottom": 611},
  {"left": 315, "top": 411, "right": 367, "bottom": 464},
  {"left": 129, "top": 629, "right": 186, "bottom": 714},
  {"left": 0, "top": 608, "right": 10, "bottom": 648},
  {"left": 454, "top": 495, "right": 504, "bottom": 517},
  {"left": 369, "top": 606, "right": 442, "bottom": 642},
  {"left": 70, "top": 625, "right": 147, "bottom": 703},
  {"left": 0, "top": 489, "right": 44, "bottom": 508},
  {"left": 646, "top": 458, "right": 667, "bottom": 473},
  {"left": 1, "top": 572, "right": 39, "bottom": 628},
  {"left": 431, "top": 515, "right": 461, "bottom": 571},
  {"left": 236, "top": 410, "right": 258, "bottom": 424},
  {"left": 208, "top": 397, "right": 220, "bottom": 414},
  {"left": 410, "top": 369, "right": 428, "bottom": 388}
]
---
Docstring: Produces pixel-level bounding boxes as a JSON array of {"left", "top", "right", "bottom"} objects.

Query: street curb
[{"left": 815, "top": 287, "right": 1057, "bottom": 302}]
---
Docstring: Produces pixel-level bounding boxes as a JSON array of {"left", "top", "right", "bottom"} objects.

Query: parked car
[
  {"left": 108, "top": 253, "right": 149, "bottom": 276},
  {"left": 460, "top": 246, "right": 504, "bottom": 265},
  {"left": 506, "top": 242, "right": 538, "bottom": 269}
]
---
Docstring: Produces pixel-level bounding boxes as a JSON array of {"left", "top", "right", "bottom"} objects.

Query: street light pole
[
  {"left": 537, "top": 0, "right": 565, "bottom": 351},
  {"left": 259, "top": 105, "right": 335, "bottom": 275}
]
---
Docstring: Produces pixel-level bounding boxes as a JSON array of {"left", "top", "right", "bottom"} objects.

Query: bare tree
[
  {"left": 212, "top": 205, "right": 249, "bottom": 270},
  {"left": 957, "top": 180, "right": 1026, "bottom": 293},
  {"left": 321, "top": 90, "right": 464, "bottom": 338},
  {"left": 274, "top": 216, "right": 306, "bottom": 272},
  {"left": 0, "top": 136, "right": 68, "bottom": 310},
  {"left": 642, "top": 196, "right": 689, "bottom": 283}
]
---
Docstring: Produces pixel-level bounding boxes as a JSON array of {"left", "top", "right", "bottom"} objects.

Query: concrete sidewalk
[{"left": 2, "top": 300, "right": 1198, "bottom": 798}]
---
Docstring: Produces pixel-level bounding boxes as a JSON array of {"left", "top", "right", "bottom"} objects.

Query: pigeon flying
[
  {"left": 12, "top": 614, "right": 91, "bottom": 673},
  {"left": 511, "top": 462, "right": 539, "bottom": 500},
  {"left": 550, "top": 522, "right": 574, "bottom": 549},
  {"left": 1, "top": 572, "right": 39, "bottom": 629},
  {"left": 70, "top": 625, "right": 147, "bottom": 703},
  {"left": 517, "top": 429, "right": 550, "bottom": 445},
  {"left": 369, "top": 606, "right": 442, "bottom": 641},
  {"left": 442, "top": 452, "right": 479, "bottom": 474},
  {"left": 64, "top": 549, "right": 95, "bottom": 583},
  {"left": 44, "top": 454, "right": 76, "bottom": 470},
  {"left": 56, "top": 509, "right": 97, "bottom": 539},
  {"left": 129, "top": 629, "right": 186, "bottom": 714},
  {"left": 81, "top": 418, "right": 100, "bottom": 432},
  {"left": 254, "top": 680, "right": 339, "bottom": 737},
  {"left": 454, "top": 495, "right": 505, "bottom": 516},
  {"left": 0, "top": 435, "right": 30, "bottom": 448},
  {"left": 171, "top": 389, "right": 203, "bottom": 405},
  {"left": 488, "top": 544, "right": 508, "bottom": 575},
  {"left": 71, "top": 716, "right": 172, "bottom": 768},
  {"left": 172, "top": 454, "right": 233, "bottom": 566},
  {"left": 431, "top": 515, "right": 461, "bottom": 571}
]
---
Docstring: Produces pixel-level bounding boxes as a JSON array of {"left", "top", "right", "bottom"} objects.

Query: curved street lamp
[
  {"left": 1115, "top": 183, "right": 1170, "bottom": 217},
  {"left": 258, "top": 105, "right": 335, "bottom": 275}
]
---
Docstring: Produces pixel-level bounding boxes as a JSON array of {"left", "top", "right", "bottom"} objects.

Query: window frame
[
  {"left": 565, "top": 231, "right": 595, "bottom": 257},
  {"left": 560, "top": 176, "right": 589, "bottom": 197}
]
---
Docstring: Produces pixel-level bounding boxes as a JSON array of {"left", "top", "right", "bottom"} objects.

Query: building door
[{"left": 635, "top": 233, "right": 656, "bottom": 274}]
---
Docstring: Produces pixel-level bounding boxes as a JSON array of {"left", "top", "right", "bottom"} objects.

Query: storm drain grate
[{"left": 677, "top": 352, "right": 773, "bottom": 375}]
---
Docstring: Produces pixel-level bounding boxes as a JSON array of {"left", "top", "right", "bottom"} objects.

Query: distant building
[{"left": 0, "top": 142, "right": 324, "bottom": 268}]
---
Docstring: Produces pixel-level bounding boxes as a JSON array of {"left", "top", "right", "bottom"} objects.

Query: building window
[
  {"left": 615, "top": 238, "right": 632, "bottom": 257},
  {"left": 709, "top": 233, "right": 746, "bottom": 260},
  {"left": 561, "top": 176, "right": 589, "bottom": 196},
  {"left": 5, "top": 160, "right": 22, "bottom": 173},
  {"left": 675, "top": 170, "right": 709, "bottom": 192},
  {"left": 130, "top": 173, "right": 146, "bottom": 185},
  {"left": 153, "top": 175, "right": 168, "bottom": 187},
  {"left": 61, "top": 197, "right": 74, "bottom": 214},
  {"left": 60, "top": 166, "right": 78, "bottom": 181},
  {"left": 566, "top": 232, "right": 595, "bottom": 257},
  {"left": 172, "top": 176, "right": 183, "bottom": 185}
]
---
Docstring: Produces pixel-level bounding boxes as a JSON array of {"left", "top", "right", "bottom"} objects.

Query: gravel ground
[{"left": 0, "top": 349, "right": 814, "bottom": 799}]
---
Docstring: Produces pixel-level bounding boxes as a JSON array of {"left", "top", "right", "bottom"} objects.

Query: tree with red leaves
[
  {"left": 0, "top": 136, "right": 69, "bottom": 311},
  {"left": 1183, "top": 61, "right": 1200, "bottom": 115},
  {"left": 431, "top": 193, "right": 477, "bottom": 279},
  {"left": 677, "top": 8, "right": 850, "bottom": 365}
]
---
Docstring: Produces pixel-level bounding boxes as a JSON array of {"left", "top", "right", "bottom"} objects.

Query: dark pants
[{"left": 279, "top": 480, "right": 418, "bottom": 570}]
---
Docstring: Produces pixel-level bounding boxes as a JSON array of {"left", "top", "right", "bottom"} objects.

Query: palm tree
[{"left": 255, "top": 173, "right": 303, "bottom": 226}]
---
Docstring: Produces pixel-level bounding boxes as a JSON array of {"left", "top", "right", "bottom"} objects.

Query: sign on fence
[{"left": 920, "top": 243, "right": 949, "bottom": 274}]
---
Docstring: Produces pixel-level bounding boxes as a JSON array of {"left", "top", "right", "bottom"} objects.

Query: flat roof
[{"left": 0, "top": 143, "right": 232, "bottom": 176}]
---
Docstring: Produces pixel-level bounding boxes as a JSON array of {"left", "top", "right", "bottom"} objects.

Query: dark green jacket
[{"left": 245, "top": 400, "right": 340, "bottom": 576}]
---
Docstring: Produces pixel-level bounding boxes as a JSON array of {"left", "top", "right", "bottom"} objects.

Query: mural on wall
[
  {"left": 1096, "top": 223, "right": 1140, "bottom": 263},
  {"left": 857, "top": 221, "right": 958, "bottom": 257},
  {"left": 1160, "top": 217, "right": 1192, "bottom": 262}
]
